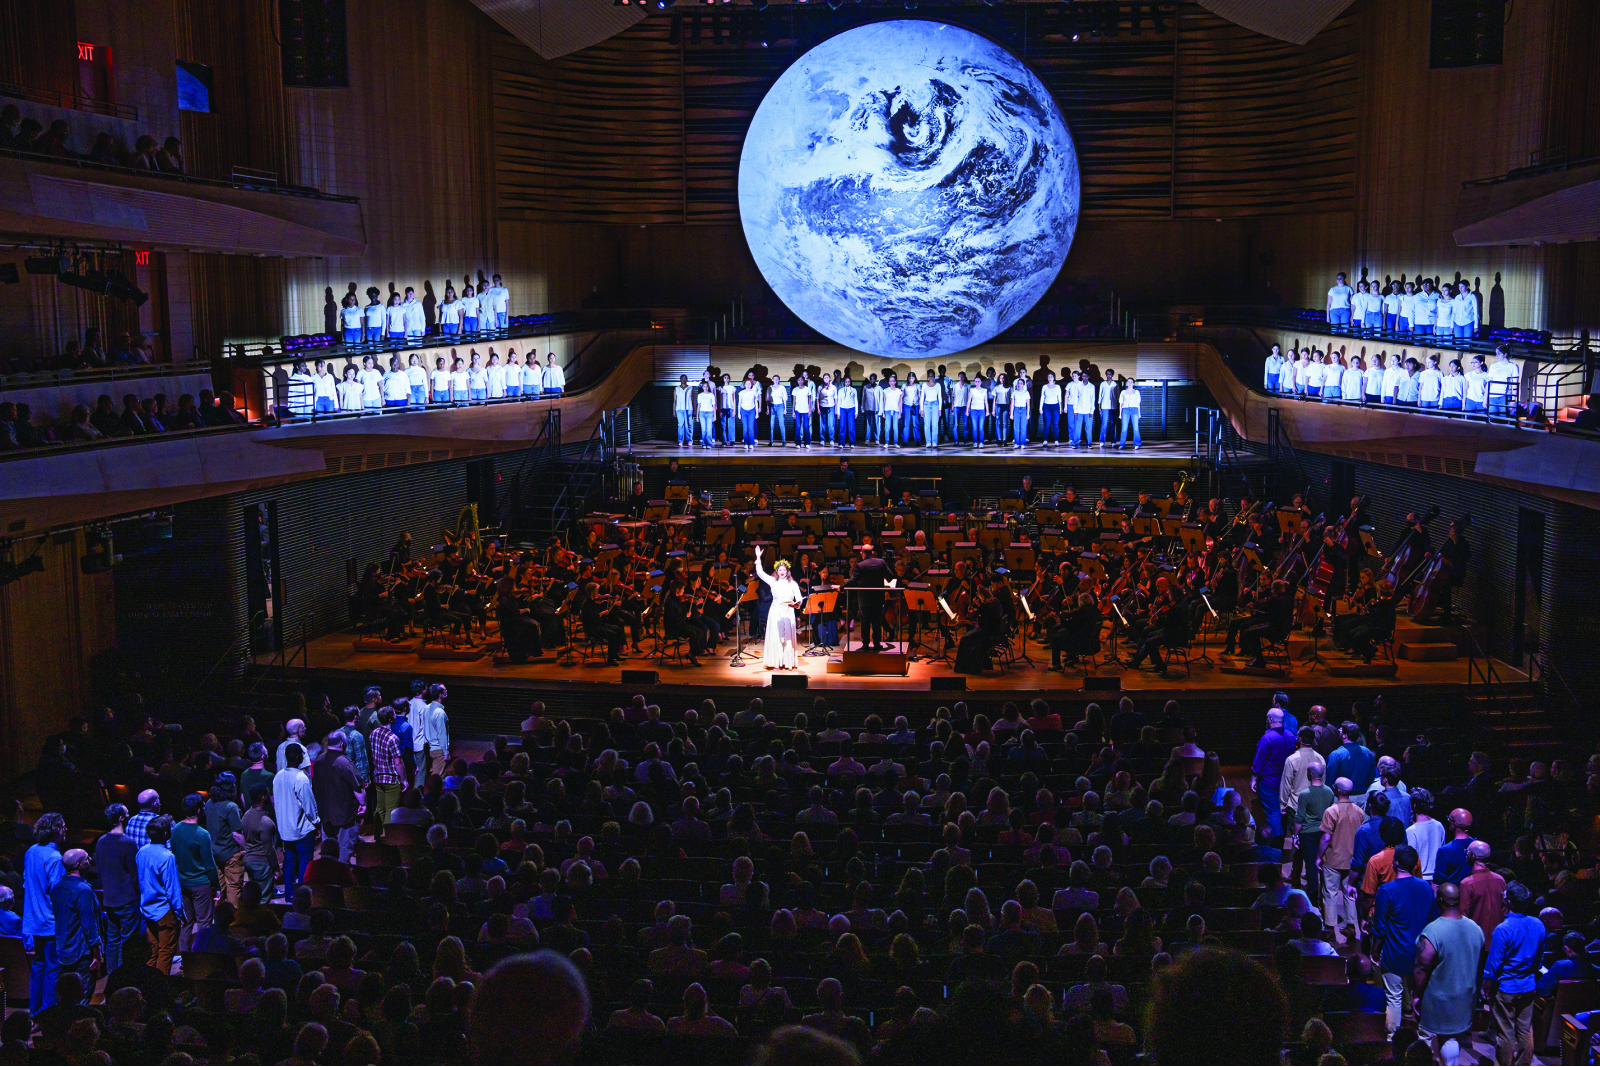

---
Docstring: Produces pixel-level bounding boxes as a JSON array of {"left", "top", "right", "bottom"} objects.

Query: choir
[
  {"left": 1263, "top": 343, "right": 1522, "bottom": 415},
  {"left": 671, "top": 364, "right": 1145, "bottom": 450},
  {"left": 281, "top": 345, "right": 566, "bottom": 417}
]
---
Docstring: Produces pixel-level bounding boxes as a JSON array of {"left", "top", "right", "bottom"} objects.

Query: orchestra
[{"left": 354, "top": 469, "right": 1472, "bottom": 679}]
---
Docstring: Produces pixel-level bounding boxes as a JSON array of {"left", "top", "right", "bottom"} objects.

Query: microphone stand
[{"left": 1193, "top": 591, "right": 1219, "bottom": 666}]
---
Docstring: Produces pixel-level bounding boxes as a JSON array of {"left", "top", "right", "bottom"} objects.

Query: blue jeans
[
  {"left": 103, "top": 902, "right": 140, "bottom": 974},
  {"left": 464, "top": 317, "right": 478, "bottom": 334},
  {"left": 720, "top": 412, "right": 734, "bottom": 443},
  {"left": 899, "top": 410, "right": 913, "bottom": 444},
  {"left": 1328, "top": 308, "right": 1351, "bottom": 326},
  {"left": 820, "top": 409, "right": 835, "bottom": 443},
  {"left": 1120, "top": 408, "right": 1141, "bottom": 446},
  {"left": 283, "top": 835, "right": 317, "bottom": 902},
  {"left": 29, "top": 935, "right": 59, "bottom": 1013},
  {"left": 1266, "top": 372, "right": 1279, "bottom": 392},
  {"left": 1040, "top": 404, "right": 1060, "bottom": 441},
  {"left": 676, "top": 410, "right": 692, "bottom": 445},
  {"left": 364, "top": 326, "right": 381, "bottom": 342},
  {"left": 1065, "top": 411, "right": 1083, "bottom": 445},
  {"left": 410, "top": 385, "right": 425, "bottom": 405},
  {"left": 1013, "top": 409, "right": 1028, "bottom": 447},
  {"left": 1260, "top": 798, "right": 1283, "bottom": 839},
  {"left": 923, "top": 406, "right": 940, "bottom": 445},
  {"left": 343, "top": 328, "right": 360, "bottom": 344},
  {"left": 769, "top": 406, "right": 787, "bottom": 443},
  {"left": 1100, "top": 409, "right": 1116, "bottom": 443},
  {"left": 994, "top": 408, "right": 1008, "bottom": 442},
  {"left": 796, "top": 413, "right": 811, "bottom": 444},
  {"left": 839, "top": 408, "right": 856, "bottom": 444},
  {"left": 741, "top": 409, "right": 757, "bottom": 443},
  {"left": 968, "top": 409, "right": 984, "bottom": 444},
  {"left": 699, "top": 413, "right": 716, "bottom": 444}
]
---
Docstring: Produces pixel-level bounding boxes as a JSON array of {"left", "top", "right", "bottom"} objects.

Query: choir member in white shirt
[
  {"left": 1326, "top": 272, "right": 1353, "bottom": 328},
  {"left": 1463, "top": 355, "right": 1488, "bottom": 412},
  {"left": 1264, "top": 345, "right": 1284, "bottom": 393},
  {"left": 883, "top": 375, "right": 905, "bottom": 445},
  {"left": 838, "top": 373, "right": 859, "bottom": 447},
  {"left": 460, "top": 285, "right": 480, "bottom": 335},
  {"left": 1039, "top": 371, "right": 1061, "bottom": 445},
  {"left": 819, "top": 374, "right": 838, "bottom": 445},
  {"left": 904, "top": 373, "right": 923, "bottom": 445},
  {"left": 1381, "top": 353, "right": 1405, "bottom": 403},
  {"left": 1070, "top": 370, "right": 1097, "bottom": 448},
  {"left": 696, "top": 381, "right": 719, "bottom": 446},
  {"left": 718, "top": 374, "right": 737, "bottom": 445},
  {"left": 1453, "top": 284, "right": 1478, "bottom": 340},
  {"left": 738, "top": 373, "right": 762, "bottom": 450},
  {"left": 950, "top": 373, "right": 970, "bottom": 443},
  {"left": 484, "top": 274, "right": 510, "bottom": 330},
  {"left": 402, "top": 287, "right": 425, "bottom": 339},
  {"left": 768, "top": 375, "right": 789, "bottom": 445},
  {"left": 791, "top": 374, "right": 814, "bottom": 447},
  {"left": 406, "top": 354, "right": 428, "bottom": 405},
  {"left": 287, "top": 361, "right": 316, "bottom": 416},
  {"left": 919, "top": 373, "right": 941, "bottom": 447},
  {"left": 1395, "top": 358, "right": 1421, "bottom": 406},
  {"left": 359, "top": 355, "right": 384, "bottom": 409},
  {"left": 991, "top": 372, "right": 1010, "bottom": 443},
  {"left": 1097, "top": 368, "right": 1118, "bottom": 445},
  {"left": 674, "top": 375, "right": 694, "bottom": 446},
  {"left": 337, "top": 365, "right": 363, "bottom": 412},
  {"left": 431, "top": 357, "right": 451, "bottom": 405},
  {"left": 1398, "top": 282, "right": 1417, "bottom": 335},
  {"left": 1434, "top": 283, "right": 1457, "bottom": 338},
  {"left": 313, "top": 359, "right": 338, "bottom": 414},
  {"left": 438, "top": 292, "right": 462, "bottom": 337},
  {"left": 1363, "top": 354, "right": 1385, "bottom": 405},
  {"left": 1320, "top": 353, "right": 1342, "bottom": 402},
  {"left": 383, "top": 295, "right": 406, "bottom": 342},
  {"left": 1381, "top": 283, "right": 1402, "bottom": 334},
  {"left": 363, "top": 290, "right": 385, "bottom": 343},
  {"left": 522, "top": 354, "right": 542, "bottom": 399},
  {"left": 450, "top": 356, "right": 470, "bottom": 404},
  {"left": 965, "top": 374, "right": 986, "bottom": 446},
  {"left": 339, "top": 295, "right": 363, "bottom": 346},
  {"left": 1412, "top": 280, "right": 1439, "bottom": 337},
  {"left": 503, "top": 350, "right": 521, "bottom": 398},
  {"left": 467, "top": 352, "right": 488, "bottom": 402},
  {"left": 860, "top": 375, "right": 880, "bottom": 443},
  {"left": 1340, "top": 357, "right": 1364, "bottom": 404},
  {"left": 486, "top": 352, "right": 507, "bottom": 400},
  {"left": 1439, "top": 359, "right": 1465, "bottom": 411},
  {"left": 1010, "top": 374, "right": 1030, "bottom": 448},
  {"left": 1279, "top": 353, "right": 1298, "bottom": 396},
  {"left": 382, "top": 355, "right": 410, "bottom": 407},
  {"left": 1417, "top": 354, "right": 1443, "bottom": 409},
  {"left": 542, "top": 354, "right": 565, "bottom": 397},
  {"left": 1117, "top": 379, "right": 1142, "bottom": 449},
  {"left": 1303, "top": 352, "right": 1325, "bottom": 398},
  {"left": 1485, "top": 349, "right": 1518, "bottom": 414}
]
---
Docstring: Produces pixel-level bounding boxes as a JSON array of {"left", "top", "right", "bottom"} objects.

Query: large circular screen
[{"left": 738, "top": 19, "right": 1080, "bottom": 360}]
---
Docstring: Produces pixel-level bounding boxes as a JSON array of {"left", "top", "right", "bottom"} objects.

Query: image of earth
[{"left": 738, "top": 19, "right": 1080, "bottom": 361}]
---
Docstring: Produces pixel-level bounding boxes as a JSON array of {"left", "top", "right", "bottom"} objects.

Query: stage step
[
  {"left": 829, "top": 644, "right": 911, "bottom": 676},
  {"left": 418, "top": 643, "right": 487, "bottom": 661},
  {"left": 1325, "top": 660, "right": 1400, "bottom": 678},
  {"left": 1395, "top": 642, "right": 1458, "bottom": 661}
]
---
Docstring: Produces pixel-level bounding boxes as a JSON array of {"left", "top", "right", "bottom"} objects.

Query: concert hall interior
[{"left": 2, "top": 0, "right": 1600, "bottom": 1063}]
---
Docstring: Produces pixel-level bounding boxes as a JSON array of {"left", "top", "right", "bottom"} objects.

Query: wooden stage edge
[{"left": 286, "top": 629, "right": 1525, "bottom": 703}]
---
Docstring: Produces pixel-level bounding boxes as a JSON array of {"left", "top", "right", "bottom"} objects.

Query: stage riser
[{"left": 269, "top": 667, "right": 1500, "bottom": 767}]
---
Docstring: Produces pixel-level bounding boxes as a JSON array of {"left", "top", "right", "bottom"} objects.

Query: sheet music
[
  {"left": 1020, "top": 594, "right": 1034, "bottom": 620},
  {"left": 937, "top": 596, "right": 956, "bottom": 620}
]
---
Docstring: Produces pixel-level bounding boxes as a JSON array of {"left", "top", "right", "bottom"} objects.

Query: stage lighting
[
  {"left": 106, "top": 268, "right": 150, "bottom": 307},
  {"left": 24, "top": 255, "right": 69, "bottom": 275},
  {"left": 59, "top": 268, "right": 111, "bottom": 295},
  {"left": 655, "top": 0, "right": 677, "bottom": 7}
]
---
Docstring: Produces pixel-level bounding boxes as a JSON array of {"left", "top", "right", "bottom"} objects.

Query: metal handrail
[
  {"left": 0, "top": 79, "right": 140, "bottom": 120},
  {"left": 2, "top": 145, "right": 359, "bottom": 202},
  {"left": 0, "top": 358, "right": 212, "bottom": 390}
]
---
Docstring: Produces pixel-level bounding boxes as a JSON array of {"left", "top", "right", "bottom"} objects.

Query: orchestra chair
[
  {"left": 1261, "top": 635, "right": 1292, "bottom": 675},
  {"left": 1161, "top": 632, "right": 1192, "bottom": 679},
  {"left": 655, "top": 630, "right": 694, "bottom": 668}
]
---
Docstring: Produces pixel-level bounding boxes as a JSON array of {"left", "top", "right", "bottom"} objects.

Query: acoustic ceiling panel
[
  {"left": 1195, "top": 0, "right": 1356, "bottom": 46},
  {"left": 467, "top": 0, "right": 647, "bottom": 60}
]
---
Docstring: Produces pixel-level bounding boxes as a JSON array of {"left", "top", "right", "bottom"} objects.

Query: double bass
[
  {"left": 1409, "top": 513, "right": 1470, "bottom": 620},
  {"left": 1380, "top": 505, "right": 1438, "bottom": 595}
]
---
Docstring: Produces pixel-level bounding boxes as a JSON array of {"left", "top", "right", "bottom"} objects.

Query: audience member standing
[
  {"left": 23, "top": 813, "right": 67, "bottom": 1012},
  {"left": 424, "top": 684, "right": 451, "bottom": 779},
  {"left": 49, "top": 849, "right": 101, "bottom": 1005},
  {"left": 136, "top": 815, "right": 185, "bottom": 975},
  {"left": 1459, "top": 840, "right": 1506, "bottom": 946},
  {"left": 272, "top": 743, "right": 320, "bottom": 902},
  {"left": 1249, "top": 709, "right": 1294, "bottom": 840},
  {"left": 369, "top": 706, "right": 406, "bottom": 826},
  {"left": 171, "top": 794, "right": 219, "bottom": 954},
  {"left": 1483, "top": 881, "right": 1543, "bottom": 1065},
  {"left": 204, "top": 773, "right": 246, "bottom": 908},
  {"left": 94, "top": 804, "right": 140, "bottom": 974},
  {"left": 1412, "top": 882, "right": 1483, "bottom": 1061},
  {"left": 312, "top": 733, "right": 364, "bottom": 864},
  {"left": 1370, "top": 844, "right": 1436, "bottom": 1036},
  {"left": 1317, "top": 778, "right": 1364, "bottom": 947}
]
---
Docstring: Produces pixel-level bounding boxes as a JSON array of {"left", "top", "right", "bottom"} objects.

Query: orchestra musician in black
[
  {"left": 1239, "top": 579, "right": 1296, "bottom": 668},
  {"left": 1343, "top": 495, "right": 1370, "bottom": 593},
  {"left": 1436, "top": 520, "right": 1471, "bottom": 621},
  {"left": 849, "top": 544, "right": 892, "bottom": 651},
  {"left": 579, "top": 580, "right": 625, "bottom": 666},
  {"left": 663, "top": 579, "right": 708, "bottom": 666},
  {"left": 1337, "top": 578, "right": 1398, "bottom": 663},
  {"left": 954, "top": 578, "right": 1007, "bottom": 674}
]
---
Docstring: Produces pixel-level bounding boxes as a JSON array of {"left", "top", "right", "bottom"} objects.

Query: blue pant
[
  {"left": 1040, "top": 404, "right": 1060, "bottom": 441},
  {"left": 676, "top": 410, "right": 692, "bottom": 445},
  {"left": 464, "top": 317, "right": 478, "bottom": 334},
  {"left": 103, "top": 903, "right": 140, "bottom": 975},
  {"left": 1065, "top": 411, "right": 1083, "bottom": 445},
  {"left": 315, "top": 396, "right": 335, "bottom": 414},
  {"left": 1454, "top": 323, "right": 1471, "bottom": 338},
  {"left": 1014, "top": 409, "right": 1028, "bottom": 447},
  {"left": 720, "top": 412, "right": 734, "bottom": 443},
  {"left": 1328, "top": 308, "right": 1351, "bottom": 326},
  {"left": 497, "top": 311, "right": 508, "bottom": 329},
  {"left": 343, "top": 328, "right": 360, "bottom": 344},
  {"left": 770, "top": 406, "right": 787, "bottom": 443},
  {"left": 29, "top": 935, "right": 59, "bottom": 1013},
  {"left": 442, "top": 322, "right": 459, "bottom": 336},
  {"left": 507, "top": 385, "right": 520, "bottom": 397},
  {"left": 365, "top": 326, "right": 382, "bottom": 342},
  {"left": 796, "top": 413, "right": 812, "bottom": 444},
  {"left": 923, "top": 406, "right": 940, "bottom": 445},
  {"left": 1100, "top": 409, "right": 1116, "bottom": 443},
  {"left": 410, "top": 385, "right": 425, "bottom": 405},
  {"left": 1442, "top": 397, "right": 1462, "bottom": 410},
  {"left": 700, "top": 413, "right": 716, "bottom": 444},
  {"left": 740, "top": 409, "right": 757, "bottom": 443},
  {"left": 1260, "top": 798, "right": 1283, "bottom": 839},
  {"left": 1266, "top": 372, "right": 1278, "bottom": 392},
  {"left": 820, "top": 409, "right": 835, "bottom": 443},
  {"left": 839, "top": 408, "right": 856, "bottom": 444},
  {"left": 283, "top": 835, "right": 317, "bottom": 901},
  {"left": 993, "top": 408, "right": 1007, "bottom": 442},
  {"left": 899, "top": 410, "right": 913, "bottom": 444},
  {"left": 1384, "top": 313, "right": 1398, "bottom": 332},
  {"left": 968, "top": 409, "right": 984, "bottom": 444},
  {"left": 1120, "top": 407, "right": 1141, "bottom": 447}
]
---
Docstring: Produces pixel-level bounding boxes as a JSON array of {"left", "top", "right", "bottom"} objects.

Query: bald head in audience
[{"left": 469, "top": 952, "right": 590, "bottom": 1064}]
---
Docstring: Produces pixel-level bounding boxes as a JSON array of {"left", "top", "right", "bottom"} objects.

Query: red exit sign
[
  {"left": 134, "top": 250, "right": 149, "bottom": 266},
  {"left": 77, "top": 42, "right": 95, "bottom": 61}
]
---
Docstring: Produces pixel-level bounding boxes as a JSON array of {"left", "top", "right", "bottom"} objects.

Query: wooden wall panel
[
  {"left": 0, "top": 531, "right": 116, "bottom": 782},
  {"left": 175, "top": 0, "right": 287, "bottom": 183}
]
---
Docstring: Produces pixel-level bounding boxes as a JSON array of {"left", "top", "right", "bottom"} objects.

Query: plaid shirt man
[
  {"left": 368, "top": 724, "right": 405, "bottom": 786},
  {"left": 126, "top": 810, "right": 157, "bottom": 848},
  {"left": 340, "top": 723, "right": 371, "bottom": 785}
]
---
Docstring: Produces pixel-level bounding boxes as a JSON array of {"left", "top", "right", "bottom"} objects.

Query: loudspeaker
[
  {"left": 621, "top": 669, "right": 659, "bottom": 685},
  {"left": 1429, "top": 0, "right": 1505, "bottom": 68},
  {"left": 771, "top": 674, "right": 808, "bottom": 689},
  {"left": 1083, "top": 675, "right": 1121, "bottom": 693},
  {"left": 929, "top": 676, "right": 967, "bottom": 691},
  {"left": 281, "top": 0, "right": 350, "bottom": 87}
]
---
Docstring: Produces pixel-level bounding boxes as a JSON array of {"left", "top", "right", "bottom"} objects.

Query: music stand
[
  {"left": 861, "top": 493, "right": 882, "bottom": 508},
  {"left": 1276, "top": 508, "right": 1301, "bottom": 535},
  {"left": 932, "top": 526, "right": 961, "bottom": 557},
  {"left": 903, "top": 587, "right": 940, "bottom": 661},
  {"left": 836, "top": 507, "right": 866, "bottom": 536},
  {"left": 1040, "top": 528, "right": 1066, "bottom": 554},
  {"left": 1192, "top": 590, "right": 1220, "bottom": 666},
  {"left": 1078, "top": 553, "right": 1106, "bottom": 584},
  {"left": 643, "top": 502, "right": 672, "bottom": 523},
  {"left": 727, "top": 494, "right": 749, "bottom": 511},
  {"left": 1098, "top": 506, "right": 1126, "bottom": 530},
  {"left": 1240, "top": 544, "right": 1264, "bottom": 573},
  {"left": 1004, "top": 544, "right": 1036, "bottom": 573},
  {"left": 775, "top": 481, "right": 800, "bottom": 499},
  {"left": 779, "top": 532, "right": 803, "bottom": 559},
  {"left": 1179, "top": 523, "right": 1206, "bottom": 554},
  {"left": 727, "top": 578, "right": 761, "bottom": 667},
  {"left": 1012, "top": 594, "right": 1037, "bottom": 666},
  {"left": 1358, "top": 527, "right": 1378, "bottom": 558},
  {"left": 890, "top": 507, "right": 919, "bottom": 533},
  {"left": 979, "top": 524, "right": 1011, "bottom": 553},
  {"left": 952, "top": 542, "right": 982, "bottom": 569},
  {"left": 802, "top": 588, "right": 838, "bottom": 657},
  {"left": 1132, "top": 516, "right": 1161, "bottom": 538},
  {"left": 706, "top": 522, "right": 735, "bottom": 549},
  {"left": 735, "top": 482, "right": 759, "bottom": 498},
  {"left": 999, "top": 493, "right": 1023, "bottom": 513},
  {"left": 1161, "top": 517, "right": 1184, "bottom": 538},
  {"left": 664, "top": 482, "right": 691, "bottom": 501},
  {"left": 798, "top": 513, "right": 825, "bottom": 539},
  {"left": 920, "top": 489, "right": 942, "bottom": 511},
  {"left": 1153, "top": 497, "right": 1174, "bottom": 518},
  {"left": 822, "top": 532, "right": 853, "bottom": 561},
  {"left": 1035, "top": 507, "right": 1062, "bottom": 527},
  {"left": 827, "top": 487, "right": 847, "bottom": 504},
  {"left": 745, "top": 512, "right": 776, "bottom": 539}
]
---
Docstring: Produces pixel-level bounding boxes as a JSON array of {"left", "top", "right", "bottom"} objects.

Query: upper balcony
[{"left": 0, "top": 148, "right": 365, "bottom": 257}]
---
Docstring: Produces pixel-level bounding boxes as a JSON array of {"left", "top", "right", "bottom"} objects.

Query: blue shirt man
[
  {"left": 1484, "top": 881, "right": 1547, "bottom": 1064},
  {"left": 1327, "top": 729, "right": 1377, "bottom": 798},
  {"left": 50, "top": 849, "right": 102, "bottom": 992},
  {"left": 22, "top": 813, "right": 67, "bottom": 1012},
  {"left": 1250, "top": 710, "right": 1296, "bottom": 838},
  {"left": 1371, "top": 845, "right": 1437, "bottom": 1034},
  {"left": 1350, "top": 792, "right": 1392, "bottom": 877},
  {"left": 1433, "top": 816, "right": 1475, "bottom": 884}
]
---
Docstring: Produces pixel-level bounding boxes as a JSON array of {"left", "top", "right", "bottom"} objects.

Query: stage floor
[
  {"left": 291, "top": 626, "right": 1521, "bottom": 697},
  {"left": 626, "top": 439, "right": 1195, "bottom": 467}
]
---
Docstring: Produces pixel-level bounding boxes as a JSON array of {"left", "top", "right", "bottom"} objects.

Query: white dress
[{"left": 755, "top": 556, "right": 801, "bottom": 669}]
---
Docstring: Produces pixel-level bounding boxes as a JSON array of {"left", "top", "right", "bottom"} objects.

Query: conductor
[{"left": 850, "top": 543, "right": 891, "bottom": 651}]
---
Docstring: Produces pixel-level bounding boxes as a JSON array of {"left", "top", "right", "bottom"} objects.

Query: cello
[
  {"left": 1409, "top": 513, "right": 1469, "bottom": 621},
  {"left": 1381, "top": 505, "right": 1438, "bottom": 595}
]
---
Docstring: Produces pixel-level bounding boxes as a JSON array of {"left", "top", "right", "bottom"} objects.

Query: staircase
[
  {"left": 497, "top": 408, "right": 625, "bottom": 542},
  {"left": 1466, "top": 691, "right": 1563, "bottom": 761}
]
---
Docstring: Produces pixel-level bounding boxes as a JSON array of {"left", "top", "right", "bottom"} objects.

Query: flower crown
[{"left": 773, "top": 558, "right": 792, "bottom": 571}]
